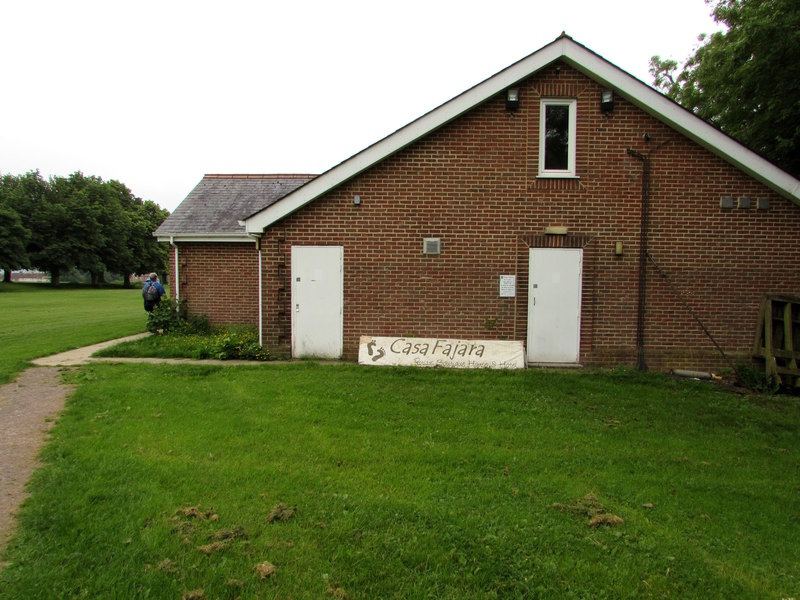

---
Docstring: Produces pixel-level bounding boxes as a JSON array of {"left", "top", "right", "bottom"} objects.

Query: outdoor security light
[
  {"left": 600, "top": 89, "right": 615, "bottom": 112},
  {"left": 506, "top": 88, "right": 520, "bottom": 111}
]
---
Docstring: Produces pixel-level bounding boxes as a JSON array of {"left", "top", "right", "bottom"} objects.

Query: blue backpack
[{"left": 144, "top": 282, "right": 159, "bottom": 302}]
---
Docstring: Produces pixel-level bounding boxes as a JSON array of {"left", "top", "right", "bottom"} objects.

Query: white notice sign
[
  {"left": 358, "top": 336, "right": 525, "bottom": 369},
  {"left": 499, "top": 275, "right": 516, "bottom": 297}
]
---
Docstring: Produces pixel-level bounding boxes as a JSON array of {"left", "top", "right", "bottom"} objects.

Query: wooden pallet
[{"left": 753, "top": 294, "right": 800, "bottom": 387}]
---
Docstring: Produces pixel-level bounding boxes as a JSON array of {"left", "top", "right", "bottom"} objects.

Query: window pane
[{"left": 544, "top": 104, "right": 570, "bottom": 170}]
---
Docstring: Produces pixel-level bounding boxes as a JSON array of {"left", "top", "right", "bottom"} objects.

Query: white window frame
[{"left": 538, "top": 98, "right": 578, "bottom": 178}]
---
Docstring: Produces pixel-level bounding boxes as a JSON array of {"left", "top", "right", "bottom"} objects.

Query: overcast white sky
[{"left": 1, "top": 0, "right": 721, "bottom": 212}]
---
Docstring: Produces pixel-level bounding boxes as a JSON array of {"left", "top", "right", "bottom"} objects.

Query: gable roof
[
  {"left": 243, "top": 33, "right": 800, "bottom": 234},
  {"left": 155, "top": 174, "right": 315, "bottom": 242}
]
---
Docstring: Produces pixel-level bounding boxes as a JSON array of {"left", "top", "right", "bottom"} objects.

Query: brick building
[{"left": 155, "top": 35, "right": 800, "bottom": 371}]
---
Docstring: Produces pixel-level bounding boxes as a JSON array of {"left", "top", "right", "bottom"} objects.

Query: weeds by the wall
[
  {"left": 735, "top": 360, "right": 780, "bottom": 394},
  {"left": 121, "top": 304, "right": 270, "bottom": 361}
]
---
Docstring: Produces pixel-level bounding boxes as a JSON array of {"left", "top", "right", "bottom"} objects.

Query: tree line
[{"left": 0, "top": 170, "right": 169, "bottom": 286}]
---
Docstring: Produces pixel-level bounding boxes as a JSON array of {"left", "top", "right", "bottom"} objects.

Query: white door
[
  {"left": 527, "top": 248, "right": 582, "bottom": 363},
  {"left": 291, "top": 246, "right": 343, "bottom": 358}
]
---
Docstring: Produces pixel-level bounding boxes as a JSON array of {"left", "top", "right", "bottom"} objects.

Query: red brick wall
[
  {"left": 191, "top": 63, "right": 800, "bottom": 371},
  {"left": 168, "top": 242, "right": 259, "bottom": 326}
]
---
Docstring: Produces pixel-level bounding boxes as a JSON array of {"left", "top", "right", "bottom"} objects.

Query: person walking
[{"left": 142, "top": 273, "right": 165, "bottom": 312}]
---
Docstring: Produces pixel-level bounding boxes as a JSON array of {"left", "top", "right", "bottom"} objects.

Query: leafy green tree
[
  {"left": 59, "top": 174, "right": 169, "bottom": 286},
  {"left": 103, "top": 180, "right": 137, "bottom": 283},
  {"left": 125, "top": 198, "right": 170, "bottom": 287},
  {"left": 18, "top": 173, "right": 114, "bottom": 286},
  {"left": 0, "top": 172, "right": 51, "bottom": 281},
  {"left": 62, "top": 173, "right": 133, "bottom": 286},
  {"left": 650, "top": 0, "right": 800, "bottom": 178},
  {"left": 0, "top": 175, "right": 31, "bottom": 282},
  {"left": 1, "top": 170, "right": 169, "bottom": 285},
  {"left": 0, "top": 205, "right": 29, "bottom": 281},
  {"left": 102, "top": 180, "right": 169, "bottom": 287},
  {"left": 3, "top": 171, "right": 75, "bottom": 285}
]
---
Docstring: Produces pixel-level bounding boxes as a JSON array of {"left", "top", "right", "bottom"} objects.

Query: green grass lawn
[
  {"left": 0, "top": 282, "right": 149, "bottom": 383},
  {"left": 1, "top": 363, "right": 798, "bottom": 598}
]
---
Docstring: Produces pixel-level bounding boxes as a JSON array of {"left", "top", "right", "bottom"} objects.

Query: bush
[
  {"left": 205, "top": 327, "right": 270, "bottom": 361},
  {"left": 146, "top": 300, "right": 213, "bottom": 335},
  {"left": 146, "top": 298, "right": 183, "bottom": 333}
]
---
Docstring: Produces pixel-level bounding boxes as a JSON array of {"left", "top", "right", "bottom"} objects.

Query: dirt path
[
  {"left": 0, "top": 332, "right": 290, "bottom": 563},
  {"left": 0, "top": 367, "right": 75, "bottom": 552}
]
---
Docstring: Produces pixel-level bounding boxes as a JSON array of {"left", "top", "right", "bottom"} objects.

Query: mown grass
[
  {"left": 0, "top": 282, "right": 148, "bottom": 383},
  {"left": 1, "top": 363, "right": 798, "bottom": 598}
]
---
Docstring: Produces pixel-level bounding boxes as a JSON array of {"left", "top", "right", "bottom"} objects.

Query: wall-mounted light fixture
[
  {"left": 506, "top": 88, "right": 520, "bottom": 111},
  {"left": 600, "top": 89, "right": 615, "bottom": 112},
  {"left": 353, "top": 195, "right": 361, "bottom": 206},
  {"left": 615, "top": 241, "right": 624, "bottom": 256}
]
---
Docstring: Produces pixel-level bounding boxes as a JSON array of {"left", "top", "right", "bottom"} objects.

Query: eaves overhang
[
  {"left": 155, "top": 232, "right": 253, "bottom": 244},
  {"left": 243, "top": 35, "right": 800, "bottom": 235}
]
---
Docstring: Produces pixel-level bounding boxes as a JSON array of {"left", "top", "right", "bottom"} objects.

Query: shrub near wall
[{"left": 138, "top": 300, "right": 270, "bottom": 361}]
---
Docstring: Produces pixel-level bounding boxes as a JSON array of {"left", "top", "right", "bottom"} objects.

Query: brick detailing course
[{"left": 179, "top": 63, "right": 800, "bottom": 371}]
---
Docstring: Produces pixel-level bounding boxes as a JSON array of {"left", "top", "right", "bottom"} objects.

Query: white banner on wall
[{"left": 358, "top": 336, "right": 526, "bottom": 369}]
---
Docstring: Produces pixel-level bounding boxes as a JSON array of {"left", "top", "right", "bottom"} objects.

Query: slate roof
[{"left": 155, "top": 174, "right": 315, "bottom": 240}]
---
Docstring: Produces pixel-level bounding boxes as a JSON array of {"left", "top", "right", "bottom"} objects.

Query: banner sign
[{"left": 358, "top": 336, "right": 525, "bottom": 369}]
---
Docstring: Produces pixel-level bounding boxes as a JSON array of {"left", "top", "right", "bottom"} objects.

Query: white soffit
[{"left": 244, "top": 36, "right": 800, "bottom": 234}]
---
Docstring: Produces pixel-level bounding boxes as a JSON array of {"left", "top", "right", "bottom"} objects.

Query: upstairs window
[{"left": 539, "top": 99, "right": 577, "bottom": 177}]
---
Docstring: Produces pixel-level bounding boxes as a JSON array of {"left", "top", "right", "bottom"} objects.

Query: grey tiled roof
[{"left": 155, "top": 174, "right": 316, "bottom": 236}]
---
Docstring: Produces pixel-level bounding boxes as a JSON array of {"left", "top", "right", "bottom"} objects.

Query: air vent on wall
[{"left": 423, "top": 238, "right": 441, "bottom": 255}]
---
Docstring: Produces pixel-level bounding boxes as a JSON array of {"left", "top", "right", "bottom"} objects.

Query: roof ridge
[{"left": 204, "top": 173, "right": 317, "bottom": 180}]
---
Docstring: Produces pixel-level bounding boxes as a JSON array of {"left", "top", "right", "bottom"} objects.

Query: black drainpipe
[{"left": 626, "top": 148, "right": 650, "bottom": 371}]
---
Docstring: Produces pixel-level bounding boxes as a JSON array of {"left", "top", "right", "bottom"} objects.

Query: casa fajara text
[
  {"left": 392, "top": 338, "right": 486, "bottom": 359},
  {"left": 358, "top": 336, "right": 526, "bottom": 369}
]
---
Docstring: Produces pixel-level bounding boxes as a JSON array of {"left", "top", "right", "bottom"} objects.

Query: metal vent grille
[{"left": 423, "top": 238, "right": 441, "bottom": 255}]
